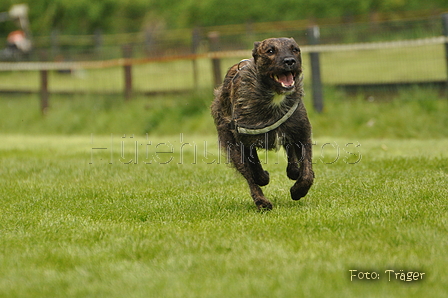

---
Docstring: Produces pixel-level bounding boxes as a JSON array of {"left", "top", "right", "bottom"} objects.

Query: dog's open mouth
[{"left": 272, "top": 72, "right": 296, "bottom": 89}]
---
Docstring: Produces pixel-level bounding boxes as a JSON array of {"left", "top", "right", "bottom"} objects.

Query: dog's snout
[{"left": 283, "top": 57, "right": 296, "bottom": 66}]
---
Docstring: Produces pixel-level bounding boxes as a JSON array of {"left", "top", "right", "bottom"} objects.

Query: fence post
[
  {"left": 122, "top": 45, "right": 133, "bottom": 101},
  {"left": 192, "top": 27, "right": 201, "bottom": 90},
  {"left": 208, "top": 31, "right": 222, "bottom": 87},
  {"left": 307, "top": 25, "right": 324, "bottom": 113},
  {"left": 40, "top": 69, "right": 49, "bottom": 114},
  {"left": 50, "top": 29, "right": 59, "bottom": 60},
  {"left": 94, "top": 28, "right": 103, "bottom": 59},
  {"left": 442, "top": 13, "right": 448, "bottom": 92},
  {"left": 39, "top": 51, "right": 49, "bottom": 115}
]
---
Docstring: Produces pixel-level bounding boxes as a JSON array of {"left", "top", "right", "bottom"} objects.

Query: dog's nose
[{"left": 283, "top": 57, "right": 296, "bottom": 66}]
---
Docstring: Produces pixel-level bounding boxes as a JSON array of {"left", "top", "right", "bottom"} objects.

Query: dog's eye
[
  {"left": 266, "top": 48, "right": 275, "bottom": 54},
  {"left": 292, "top": 47, "right": 300, "bottom": 53}
]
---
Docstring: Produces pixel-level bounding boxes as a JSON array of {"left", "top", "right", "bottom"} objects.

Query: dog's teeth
[{"left": 281, "top": 81, "right": 295, "bottom": 88}]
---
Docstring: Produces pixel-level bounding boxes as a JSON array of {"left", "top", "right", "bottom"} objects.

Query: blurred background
[{"left": 0, "top": 0, "right": 447, "bottom": 137}]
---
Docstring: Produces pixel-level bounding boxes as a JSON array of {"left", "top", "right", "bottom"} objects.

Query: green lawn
[
  {"left": 321, "top": 44, "right": 446, "bottom": 84},
  {"left": 0, "top": 84, "right": 447, "bottom": 297},
  {"left": 0, "top": 134, "right": 447, "bottom": 297},
  {"left": 0, "top": 59, "right": 215, "bottom": 93}
]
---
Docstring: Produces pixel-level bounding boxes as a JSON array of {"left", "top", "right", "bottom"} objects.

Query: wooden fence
[{"left": 1, "top": 13, "right": 448, "bottom": 114}]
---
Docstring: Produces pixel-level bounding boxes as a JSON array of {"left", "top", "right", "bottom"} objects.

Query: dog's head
[{"left": 252, "top": 37, "right": 302, "bottom": 94}]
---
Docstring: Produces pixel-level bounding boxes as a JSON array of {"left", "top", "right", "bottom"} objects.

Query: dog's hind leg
[
  {"left": 288, "top": 140, "right": 314, "bottom": 201},
  {"left": 224, "top": 140, "right": 273, "bottom": 210}
]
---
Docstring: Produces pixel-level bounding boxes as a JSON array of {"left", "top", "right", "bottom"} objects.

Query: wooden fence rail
[{"left": 1, "top": 35, "right": 448, "bottom": 114}]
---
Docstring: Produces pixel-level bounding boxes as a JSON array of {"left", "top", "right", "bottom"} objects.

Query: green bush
[
  {"left": 0, "top": 87, "right": 447, "bottom": 138},
  {"left": 1, "top": 0, "right": 447, "bottom": 35}
]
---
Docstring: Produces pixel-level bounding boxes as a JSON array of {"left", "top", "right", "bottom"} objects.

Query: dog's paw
[
  {"left": 255, "top": 198, "right": 273, "bottom": 210},
  {"left": 290, "top": 184, "right": 309, "bottom": 200},
  {"left": 253, "top": 170, "right": 270, "bottom": 186},
  {"left": 290, "top": 174, "right": 314, "bottom": 200},
  {"left": 286, "top": 164, "right": 300, "bottom": 180}
]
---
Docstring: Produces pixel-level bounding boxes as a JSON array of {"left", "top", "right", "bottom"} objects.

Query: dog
[{"left": 211, "top": 37, "right": 314, "bottom": 210}]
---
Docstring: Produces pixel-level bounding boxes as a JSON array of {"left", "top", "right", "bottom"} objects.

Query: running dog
[{"left": 211, "top": 37, "right": 314, "bottom": 210}]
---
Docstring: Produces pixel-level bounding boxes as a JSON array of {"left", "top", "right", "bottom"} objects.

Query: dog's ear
[
  {"left": 252, "top": 41, "right": 261, "bottom": 62},
  {"left": 290, "top": 37, "right": 299, "bottom": 47}
]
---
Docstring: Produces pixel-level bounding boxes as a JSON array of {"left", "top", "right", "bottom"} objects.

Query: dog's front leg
[
  {"left": 285, "top": 142, "right": 301, "bottom": 180},
  {"left": 227, "top": 141, "right": 273, "bottom": 210},
  {"left": 245, "top": 145, "right": 270, "bottom": 186},
  {"left": 289, "top": 140, "right": 314, "bottom": 200}
]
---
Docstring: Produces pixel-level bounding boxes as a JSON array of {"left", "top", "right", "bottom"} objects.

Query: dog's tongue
[{"left": 277, "top": 72, "right": 294, "bottom": 87}]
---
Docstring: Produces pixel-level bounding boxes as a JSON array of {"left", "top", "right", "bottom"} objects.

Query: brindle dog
[{"left": 211, "top": 37, "right": 314, "bottom": 210}]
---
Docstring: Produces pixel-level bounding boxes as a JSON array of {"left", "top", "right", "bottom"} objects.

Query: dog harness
[
  {"left": 231, "top": 59, "right": 300, "bottom": 135},
  {"left": 236, "top": 100, "right": 299, "bottom": 135}
]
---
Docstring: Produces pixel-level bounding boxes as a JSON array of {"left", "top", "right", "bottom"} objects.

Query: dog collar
[{"left": 235, "top": 100, "right": 299, "bottom": 135}]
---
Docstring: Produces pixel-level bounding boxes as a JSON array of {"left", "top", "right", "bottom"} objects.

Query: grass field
[
  {"left": 0, "top": 133, "right": 447, "bottom": 297},
  {"left": 1, "top": 87, "right": 448, "bottom": 297},
  {"left": 1, "top": 87, "right": 448, "bottom": 138}
]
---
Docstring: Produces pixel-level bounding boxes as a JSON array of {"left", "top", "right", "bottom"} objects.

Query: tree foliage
[{"left": 0, "top": 0, "right": 447, "bottom": 35}]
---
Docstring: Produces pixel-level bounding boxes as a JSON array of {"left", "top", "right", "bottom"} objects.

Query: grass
[
  {"left": 0, "top": 87, "right": 447, "bottom": 138},
  {"left": 0, "top": 87, "right": 447, "bottom": 297},
  {"left": 0, "top": 134, "right": 447, "bottom": 297},
  {"left": 0, "top": 58, "right": 214, "bottom": 93},
  {"left": 321, "top": 44, "right": 446, "bottom": 84}
]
